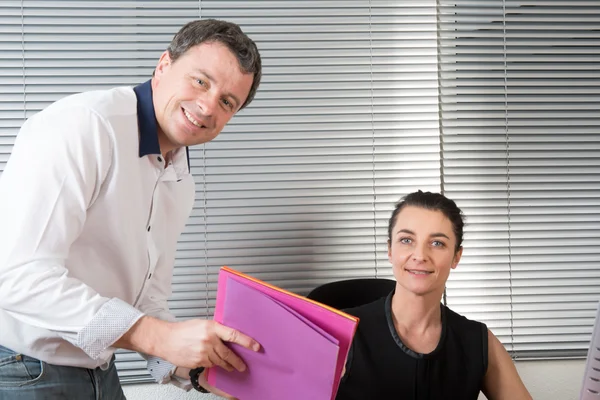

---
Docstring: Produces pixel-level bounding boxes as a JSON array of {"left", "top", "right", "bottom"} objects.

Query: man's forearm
[{"left": 115, "top": 315, "right": 171, "bottom": 357}]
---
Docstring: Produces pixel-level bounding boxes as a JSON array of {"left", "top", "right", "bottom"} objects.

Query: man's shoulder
[
  {"left": 23, "top": 86, "right": 135, "bottom": 131},
  {"left": 19, "top": 85, "right": 139, "bottom": 152},
  {"left": 46, "top": 86, "right": 136, "bottom": 120}
]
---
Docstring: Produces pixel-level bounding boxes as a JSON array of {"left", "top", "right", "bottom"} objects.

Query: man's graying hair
[{"left": 167, "top": 19, "right": 262, "bottom": 110}]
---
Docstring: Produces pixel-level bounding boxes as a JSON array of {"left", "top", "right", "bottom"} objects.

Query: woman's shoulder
[
  {"left": 444, "top": 304, "right": 488, "bottom": 331},
  {"left": 343, "top": 295, "right": 388, "bottom": 320},
  {"left": 442, "top": 304, "right": 489, "bottom": 371}
]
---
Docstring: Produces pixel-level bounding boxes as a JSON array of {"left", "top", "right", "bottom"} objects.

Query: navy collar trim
[
  {"left": 133, "top": 80, "right": 161, "bottom": 158},
  {"left": 133, "top": 80, "right": 190, "bottom": 172}
]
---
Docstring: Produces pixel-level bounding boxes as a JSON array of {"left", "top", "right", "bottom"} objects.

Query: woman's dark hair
[
  {"left": 387, "top": 190, "right": 465, "bottom": 252},
  {"left": 167, "top": 19, "right": 262, "bottom": 110}
]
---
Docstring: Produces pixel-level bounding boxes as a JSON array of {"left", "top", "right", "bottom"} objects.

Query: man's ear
[
  {"left": 451, "top": 246, "right": 463, "bottom": 269},
  {"left": 154, "top": 50, "right": 172, "bottom": 78}
]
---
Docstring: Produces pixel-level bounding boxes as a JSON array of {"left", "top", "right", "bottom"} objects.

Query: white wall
[{"left": 123, "top": 359, "right": 585, "bottom": 400}]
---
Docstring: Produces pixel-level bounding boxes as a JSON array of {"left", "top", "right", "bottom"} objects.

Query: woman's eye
[
  {"left": 400, "top": 238, "right": 412, "bottom": 244},
  {"left": 196, "top": 79, "right": 206, "bottom": 86},
  {"left": 432, "top": 240, "right": 445, "bottom": 247}
]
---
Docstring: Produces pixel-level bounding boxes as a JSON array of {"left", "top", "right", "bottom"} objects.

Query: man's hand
[
  {"left": 115, "top": 316, "right": 260, "bottom": 372},
  {"left": 161, "top": 318, "right": 260, "bottom": 371}
]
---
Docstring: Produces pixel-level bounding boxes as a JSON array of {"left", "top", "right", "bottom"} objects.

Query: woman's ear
[
  {"left": 451, "top": 246, "right": 463, "bottom": 269},
  {"left": 387, "top": 239, "right": 392, "bottom": 261}
]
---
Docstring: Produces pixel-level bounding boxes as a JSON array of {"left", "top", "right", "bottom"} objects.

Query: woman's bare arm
[{"left": 482, "top": 329, "right": 532, "bottom": 400}]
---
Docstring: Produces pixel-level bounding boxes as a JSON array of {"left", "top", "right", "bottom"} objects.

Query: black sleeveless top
[{"left": 336, "top": 293, "right": 488, "bottom": 400}]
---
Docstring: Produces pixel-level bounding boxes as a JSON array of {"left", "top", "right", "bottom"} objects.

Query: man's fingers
[
  {"left": 198, "top": 356, "right": 214, "bottom": 369},
  {"left": 209, "top": 347, "right": 235, "bottom": 372},
  {"left": 215, "top": 323, "right": 261, "bottom": 351},
  {"left": 214, "top": 341, "right": 245, "bottom": 372}
]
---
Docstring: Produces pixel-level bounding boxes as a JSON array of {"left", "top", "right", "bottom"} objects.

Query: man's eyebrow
[{"left": 194, "top": 69, "right": 241, "bottom": 108}]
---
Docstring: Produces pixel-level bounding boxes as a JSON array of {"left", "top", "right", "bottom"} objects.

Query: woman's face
[{"left": 388, "top": 206, "right": 462, "bottom": 298}]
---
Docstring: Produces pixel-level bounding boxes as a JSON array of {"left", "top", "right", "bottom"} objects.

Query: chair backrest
[{"left": 307, "top": 278, "right": 396, "bottom": 310}]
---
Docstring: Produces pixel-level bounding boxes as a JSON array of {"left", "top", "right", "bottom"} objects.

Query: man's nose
[{"left": 196, "top": 92, "right": 219, "bottom": 116}]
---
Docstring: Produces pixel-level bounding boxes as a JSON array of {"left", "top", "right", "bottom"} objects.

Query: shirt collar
[{"left": 133, "top": 80, "right": 190, "bottom": 172}]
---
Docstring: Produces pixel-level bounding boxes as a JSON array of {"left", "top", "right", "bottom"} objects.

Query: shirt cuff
[
  {"left": 147, "top": 356, "right": 192, "bottom": 391},
  {"left": 171, "top": 373, "right": 193, "bottom": 391},
  {"left": 76, "top": 298, "right": 144, "bottom": 360}
]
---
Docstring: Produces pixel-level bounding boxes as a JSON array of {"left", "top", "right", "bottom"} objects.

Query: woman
[{"left": 336, "top": 191, "right": 532, "bottom": 400}]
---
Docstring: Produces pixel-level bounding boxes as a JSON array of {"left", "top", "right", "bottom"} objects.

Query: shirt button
[
  {"left": 148, "top": 273, "right": 152, "bottom": 280},
  {"left": 157, "top": 156, "right": 163, "bottom": 163},
  {"left": 147, "top": 226, "right": 151, "bottom": 232}
]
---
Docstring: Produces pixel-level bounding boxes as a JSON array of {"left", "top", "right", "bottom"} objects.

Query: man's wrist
[
  {"left": 174, "top": 367, "right": 191, "bottom": 379},
  {"left": 189, "top": 367, "right": 210, "bottom": 393},
  {"left": 114, "top": 315, "right": 172, "bottom": 357}
]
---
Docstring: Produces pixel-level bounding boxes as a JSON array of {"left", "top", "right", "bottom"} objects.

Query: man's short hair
[{"left": 167, "top": 19, "right": 262, "bottom": 110}]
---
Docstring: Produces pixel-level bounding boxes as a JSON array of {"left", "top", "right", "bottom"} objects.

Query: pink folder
[{"left": 206, "top": 266, "right": 359, "bottom": 400}]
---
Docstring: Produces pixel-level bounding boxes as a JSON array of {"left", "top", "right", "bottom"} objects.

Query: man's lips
[{"left": 182, "top": 107, "right": 208, "bottom": 129}]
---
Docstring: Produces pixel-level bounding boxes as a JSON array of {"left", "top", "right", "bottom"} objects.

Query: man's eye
[
  {"left": 400, "top": 238, "right": 412, "bottom": 244},
  {"left": 196, "top": 79, "right": 206, "bottom": 86},
  {"left": 432, "top": 240, "right": 445, "bottom": 247},
  {"left": 222, "top": 98, "right": 233, "bottom": 109}
]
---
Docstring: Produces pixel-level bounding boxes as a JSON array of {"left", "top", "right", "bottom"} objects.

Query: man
[{"left": 0, "top": 19, "right": 262, "bottom": 399}]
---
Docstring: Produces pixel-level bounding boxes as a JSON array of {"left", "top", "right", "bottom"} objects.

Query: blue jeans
[{"left": 0, "top": 345, "right": 126, "bottom": 399}]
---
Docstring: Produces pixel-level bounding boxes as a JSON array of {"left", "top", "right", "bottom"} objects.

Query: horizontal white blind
[
  {"left": 439, "top": 0, "right": 600, "bottom": 357},
  {"left": 1, "top": 0, "right": 440, "bottom": 382},
  {"left": 0, "top": 1, "right": 22, "bottom": 172}
]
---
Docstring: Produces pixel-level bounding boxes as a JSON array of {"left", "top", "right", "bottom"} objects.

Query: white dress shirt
[{"left": 0, "top": 80, "right": 195, "bottom": 387}]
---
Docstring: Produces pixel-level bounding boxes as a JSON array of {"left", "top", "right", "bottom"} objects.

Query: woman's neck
[{"left": 391, "top": 285, "right": 443, "bottom": 335}]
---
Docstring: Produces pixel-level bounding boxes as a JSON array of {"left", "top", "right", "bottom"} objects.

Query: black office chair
[{"left": 307, "top": 278, "right": 396, "bottom": 310}]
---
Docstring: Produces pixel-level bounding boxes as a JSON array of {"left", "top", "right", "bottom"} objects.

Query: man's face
[{"left": 152, "top": 41, "right": 254, "bottom": 153}]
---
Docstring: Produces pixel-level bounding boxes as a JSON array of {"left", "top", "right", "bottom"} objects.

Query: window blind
[
  {"left": 1, "top": 1, "right": 440, "bottom": 382},
  {"left": 438, "top": 0, "right": 600, "bottom": 358},
  {"left": 0, "top": 1, "right": 22, "bottom": 172}
]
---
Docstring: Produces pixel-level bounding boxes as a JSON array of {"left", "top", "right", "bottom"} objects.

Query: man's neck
[{"left": 156, "top": 125, "right": 180, "bottom": 160}]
